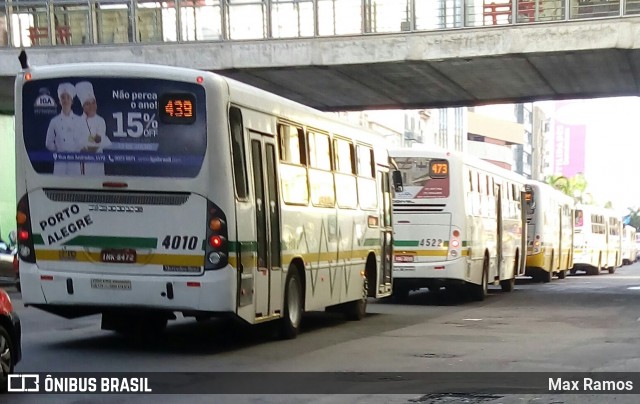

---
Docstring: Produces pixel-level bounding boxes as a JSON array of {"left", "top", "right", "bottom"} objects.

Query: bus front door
[{"left": 250, "top": 133, "right": 282, "bottom": 321}]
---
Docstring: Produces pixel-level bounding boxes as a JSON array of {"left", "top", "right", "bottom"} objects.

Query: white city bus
[
  {"left": 15, "top": 63, "right": 394, "bottom": 338},
  {"left": 523, "top": 181, "right": 574, "bottom": 282},
  {"left": 572, "top": 204, "right": 622, "bottom": 275},
  {"left": 389, "top": 147, "right": 526, "bottom": 301},
  {"left": 622, "top": 225, "right": 637, "bottom": 265}
]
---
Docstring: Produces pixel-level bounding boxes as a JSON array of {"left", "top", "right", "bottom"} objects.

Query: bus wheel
[
  {"left": 392, "top": 285, "right": 410, "bottom": 302},
  {"left": 471, "top": 259, "right": 488, "bottom": 301},
  {"left": 280, "top": 270, "right": 303, "bottom": 340},
  {"left": 541, "top": 269, "right": 552, "bottom": 283},
  {"left": 344, "top": 278, "right": 368, "bottom": 321},
  {"left": 608, "top": 266, "right": 616, "bottom": 274},
  {"left": 570, "top": 268, "right": 577, "bottom": 275},
  {"left": 587, "top": 266, "right": 600, "bottom": 276},
  {"left": 557, "top": 269, "right": 567, "bottom": 279},
  {"left": 500, "top": 276, "right": 515, "bottom": 292}
]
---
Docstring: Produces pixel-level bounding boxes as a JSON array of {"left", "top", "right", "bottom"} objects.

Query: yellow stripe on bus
[
  {"left": 35, "top": 249, "right": 204, "bottom": 266},
  {"left": 394, "top": 249, "right": 469, "bottom": 257}
]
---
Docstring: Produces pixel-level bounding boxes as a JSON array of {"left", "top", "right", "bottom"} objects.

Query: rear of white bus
[
  {"left": 15, "top": 65, "right": 236, "bottom": 327},
  {"left": 390, "top": 152, "right": 464, "bottom": 298}
]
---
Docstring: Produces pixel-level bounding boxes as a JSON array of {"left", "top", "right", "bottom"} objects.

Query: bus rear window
[
  {"left": 22, "top": 77, "right": 206, "bottom": 178},
  {"left": 393, "top": 157, "right": 449, "bottom": 199}
]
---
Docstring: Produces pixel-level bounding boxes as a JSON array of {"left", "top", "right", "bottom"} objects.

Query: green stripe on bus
[
  {"left": 33, "top": 234, "right": 45, "bottom": 245},
  {"left": 229, "top": 241, "right": 258, "bottom": 253},
  {"left": 394, "top": 240, "right": 420, "bottom": 247},
  {"left": 62, "top": 236, "right": 157, "bottom": 249}
]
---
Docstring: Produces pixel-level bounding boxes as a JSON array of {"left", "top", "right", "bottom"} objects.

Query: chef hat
[
  {"left": 75, "top": 81, "right": 95, "bottom": 105},
  {"left": 57, "top": 82, "right": 76, "bottom": 99}
]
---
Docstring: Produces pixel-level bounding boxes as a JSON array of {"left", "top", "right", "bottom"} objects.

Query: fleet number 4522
[{"left": 420, "top": 238, "right": 443, "bottom": 247}]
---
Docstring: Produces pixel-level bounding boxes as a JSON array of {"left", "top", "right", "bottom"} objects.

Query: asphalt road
[{"left": 5, "top": 262, "right": 640, "bottom": 403}]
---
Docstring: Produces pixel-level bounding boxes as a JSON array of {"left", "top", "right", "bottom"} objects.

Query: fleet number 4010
[{"left": 162, "top": 235, "right": 198, "bottom": 250}]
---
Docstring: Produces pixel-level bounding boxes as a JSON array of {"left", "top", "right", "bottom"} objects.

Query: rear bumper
[
  {"left": 393, "top": 257, "right": 466, "bottom": 282},
  {"left": 19, "top": 263, "right": 237, "bottom": 316}
]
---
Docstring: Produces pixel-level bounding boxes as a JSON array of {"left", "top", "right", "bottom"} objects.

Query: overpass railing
[{"left": 0, "top": 0, "right": 639, "bottom": 48}]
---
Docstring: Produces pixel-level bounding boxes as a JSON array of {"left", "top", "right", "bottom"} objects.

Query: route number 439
[{"left": 162, "top": 235, "right": 198, "bottom": 250}]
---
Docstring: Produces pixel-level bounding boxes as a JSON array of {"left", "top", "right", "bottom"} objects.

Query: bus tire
[
  {"left": 471, "top": 258, "right": 489, "bottom": 301},
  {"left": 608, "top": 266, "right": 616, "bottom": 274},
  {"left": 392, "top": 285, "right": 410, "bottom": 302},
  {"left": 557, "top": 269, "right": 567, "bottom": 279},
  {"left": 344, "top": 278, "right": 368, "bottom": 321},
  {"left": 280, "top": 270, "right": 303, "bottom": 340},
  {"left": 500, "top": 276, "right": 515, "bottom": 292},
  {"left": 570, "top": 268, "right": 577, "bottom": 275},
  {"left": 501, "top": 255, "right": 518, "bottom": 292},
  {"left": 543, "top": 252, "right": 554, "bottom": 283}
]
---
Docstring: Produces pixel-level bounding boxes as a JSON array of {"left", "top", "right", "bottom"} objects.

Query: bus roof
[{"left": 17, "top": 62, "right": 389, "bottom": 162}]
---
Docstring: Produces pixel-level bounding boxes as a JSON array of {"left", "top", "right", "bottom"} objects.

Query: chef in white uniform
[
  {"left": 76, "top": 81, "right": 112, "bottom": 176},
  {"left": 45, "top": 83, "right": 90, "bottom": 175}
]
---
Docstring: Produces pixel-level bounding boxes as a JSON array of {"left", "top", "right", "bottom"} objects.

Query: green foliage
[
  {"left": 545, "top": 173, "right": 589, "bottom": 203},
  {"left": 626, "top": 208, "right": 640, "bottom": 230}
]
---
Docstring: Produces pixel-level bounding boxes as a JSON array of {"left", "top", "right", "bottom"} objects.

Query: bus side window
[
  {"left": 334, "top": 137, "right": 357, "bottom": 209},
  {"left": 308, "top": 131, "right": 335, "bottom": 207},
  {"left": 357, "top": 145, "right": 375, "bottom": 178},
  {"left": 278, "top": 123, "right": 306, "bottom": 165},
  {"left": 278, "top": 122, "right": 309, "bottom": 206},
  {"left": 229, "top": 107, "right": 248, "bottom": 199},
  {"left": 308, "top": 130, "right": 332, "bottom": 171},
  {"left": 357, "top": 144, "right": 377, "bottom": 210}
]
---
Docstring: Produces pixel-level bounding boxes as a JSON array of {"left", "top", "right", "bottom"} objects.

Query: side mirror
[{"left": 392, "top": 170, "right": 403, "bottom": 193}]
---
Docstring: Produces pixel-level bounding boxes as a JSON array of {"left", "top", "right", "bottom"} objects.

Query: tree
[
  {"left": 626, "top": 208, "right": 640, "bottom": 230},
  {"left": 545, "top": 173, "right": 589, "bottom": 203}
]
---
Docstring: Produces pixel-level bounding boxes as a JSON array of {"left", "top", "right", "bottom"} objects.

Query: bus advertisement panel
[{"left": 22, "top": 77, "right": 206, "bottom": 178}]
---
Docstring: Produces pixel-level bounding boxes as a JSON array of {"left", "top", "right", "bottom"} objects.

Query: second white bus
[{"left": 389, "top": 147, "right": 526, "bottom": 301}]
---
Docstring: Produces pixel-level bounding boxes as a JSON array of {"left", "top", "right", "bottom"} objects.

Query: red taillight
[
  {"left": 17, "top": 230, "right": 29, "bottom": 242},
  {"left": 209, "top": 235, "right": 222, "bottom": 248},
  {"left": 452, "top": 230, "right": 460, "bottom": 238}
]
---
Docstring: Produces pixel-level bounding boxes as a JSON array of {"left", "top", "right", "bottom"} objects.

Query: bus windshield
[
  {"left": 393, "top": 156, "right": 449, "bottom": 199},
  {"left": 22, "top": 77, "right": 206, "bottom": 178}
]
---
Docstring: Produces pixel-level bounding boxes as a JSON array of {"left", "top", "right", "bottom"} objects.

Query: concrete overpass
[{"left": 2, "top": 18, "right": 640, "bottom": 113}]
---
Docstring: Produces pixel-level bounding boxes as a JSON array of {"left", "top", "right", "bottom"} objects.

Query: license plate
[
  {"left": 395, "top": 255, "right": 415, "bottom": 263},
  {"left": 91, "top": 279, "right": 132, "bottom": 290},
  {"left": 101, "top": 249, "right": 137, "bottom": 264}
]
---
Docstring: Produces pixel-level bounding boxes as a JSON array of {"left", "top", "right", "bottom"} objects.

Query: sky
[{"left": 547, "top": 97, "right": 640, "bottom": 212}]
